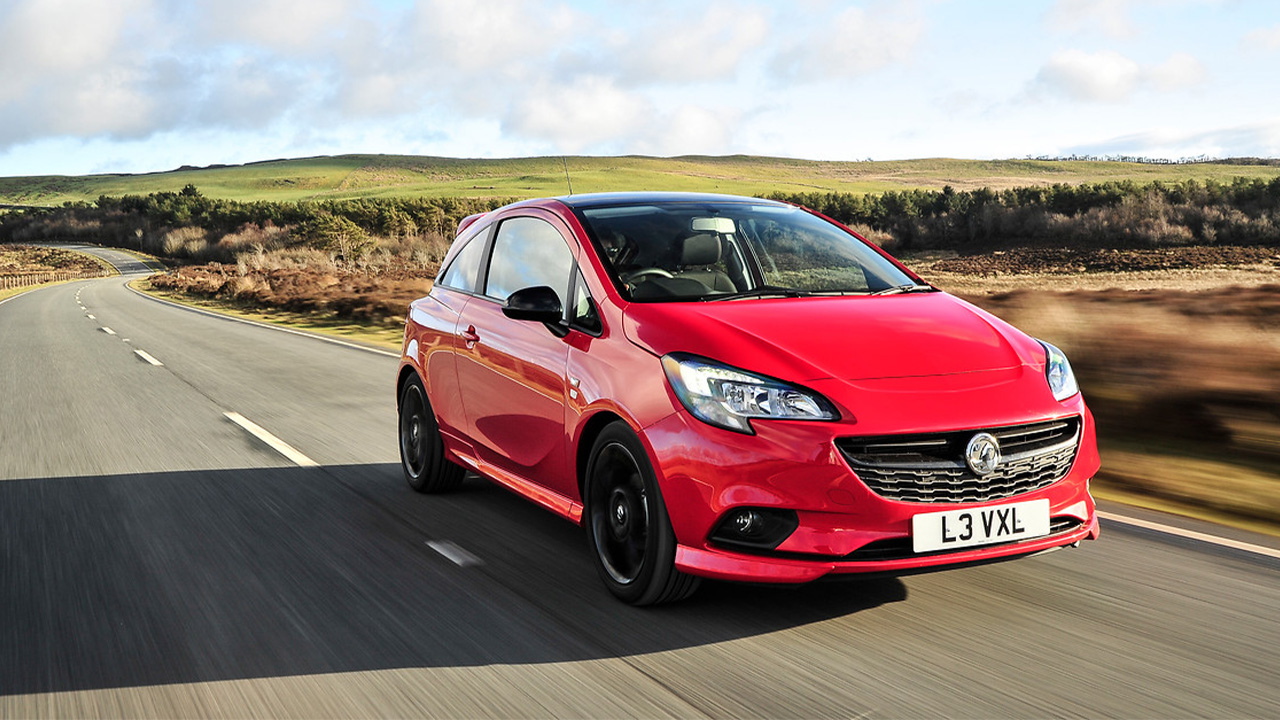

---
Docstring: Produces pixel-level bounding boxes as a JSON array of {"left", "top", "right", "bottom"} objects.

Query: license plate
[{"left": 911, "top": 499, "right": 1050, "bottom": 553}]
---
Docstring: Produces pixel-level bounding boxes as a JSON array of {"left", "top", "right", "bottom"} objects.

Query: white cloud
[
  {"left": 1034, "top": 49, "right": 1142, "bottom": 102},
  {"left": 0, "top": 0, "right": 921, "bottom": 161},
  {"left": 1146, "top": 52, "right": 1206, "bottom": 91},
  {"left": 637, "top": 105, "right": 734, "bottom": 156},
  {"left": 771, "top": 1, "right": 923, "bottom": 80},
  {"left": 0, "top": 0, "right": 150, "bottom": 78},
  {"left": 1243, "top": 24, "right": 1280, "bottom": 51},
  {"left": 505, "top": 76, "right": 652, "bottom": 153},
  {"left": 196, "top": 0, "right": 353, "bottom": 52},
  {"left": 407, "top": 0, "right": 579, "bottom": 76},
  {"left": 323, "top": 0, "right": 595, "bottom": 122},
  {"left": 1067, "top": 120, "right": 1280, "bottom": 158},
  {"left": 1031, "top": 49, "right": 1207, "bottom": 103},
  {"left": 1047, "top": 0, "right": 1137, "bottom": 38},
  {"left": 500, "top": 75, "right": 737, "bottom": 157},
  {"left": 613, "top": 4, "right": 770, "bottom": 84},
  {"left": 0, "top": 0, "right": 1276, "bottom": 175},
  {"left": 0, "top": 0, "right": 160, "bottom": 144},
  {"left": 192, "top": 56, "right": 317, "bottom": 129}
]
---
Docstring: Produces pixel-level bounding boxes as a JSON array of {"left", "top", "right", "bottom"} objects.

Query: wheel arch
[
  {"left": 396, "top": 363, "right": 421, "bottom": 409},
  {"left": 575, "top": 410, "right": 629, "bottom": 512}
]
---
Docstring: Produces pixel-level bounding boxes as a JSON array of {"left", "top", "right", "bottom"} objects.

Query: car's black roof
[{"left": 553, "top": 191, "right": 788, "bottom": 209}]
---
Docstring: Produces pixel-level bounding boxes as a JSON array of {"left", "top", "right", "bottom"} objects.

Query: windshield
[{"left": 576, "top": 201, "right": 923, "bottom": 302}]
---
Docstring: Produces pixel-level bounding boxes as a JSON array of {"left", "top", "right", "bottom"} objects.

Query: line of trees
[
  {"left": 1023, "top": 154, "right": 1280, "bottom": 166},
  {"left": 2, "top": 176, "right": 1278, "bottom": 267},
  {"left": 771, "top": 176, "right": 1280, "bottom": 250},
  {"left": 90, "top": 185, "right": 507, "bottom": 241},
  {"left": 1, "top": 185, "right": 511, "bottom": 265}
]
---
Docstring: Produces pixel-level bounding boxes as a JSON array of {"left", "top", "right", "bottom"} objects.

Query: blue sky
[{"left": 1, "top": 0, "right": 1278, "bottom": 177}]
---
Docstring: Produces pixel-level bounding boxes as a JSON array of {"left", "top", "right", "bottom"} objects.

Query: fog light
[
  {"left": 709, "top": 507, "right": 799, "bottom": 551},
  {"left": 734, "top": 510, "right": 762, "bottom": 535}
]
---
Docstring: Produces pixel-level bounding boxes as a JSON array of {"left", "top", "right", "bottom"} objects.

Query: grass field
[{"left": 4, "top": 154, "right": 1280, "bottom": 206}]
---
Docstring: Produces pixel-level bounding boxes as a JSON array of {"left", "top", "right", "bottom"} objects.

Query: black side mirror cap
[{"left": 502, "top": 285, "right": 563, "bottom": 324}]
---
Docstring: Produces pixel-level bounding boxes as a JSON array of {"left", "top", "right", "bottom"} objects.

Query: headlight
[
  {"left": 1039, "top": 341, "right": 1079, "bottom": 401},
  {"left": 661, "top": 353, "right": 839, "bottom": 434}
]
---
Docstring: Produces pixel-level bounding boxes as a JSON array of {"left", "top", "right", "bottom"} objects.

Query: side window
[
  {"left": 438, "top": 230, "right": 488, "bottom": 293},
  {"left": 484, "top": 217, "right": 574, "bottom": 306},
  {"left": 570, "top": 270, "right": 602, "bottom": 334}
]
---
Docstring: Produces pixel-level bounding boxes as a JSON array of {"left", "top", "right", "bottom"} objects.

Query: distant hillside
[{"left": 3, "top": 154, "right": 1280, "bottom": 206}]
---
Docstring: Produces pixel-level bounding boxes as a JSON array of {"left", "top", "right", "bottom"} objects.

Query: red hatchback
[{"left": 397, "top": 193, "right": 1100, "bottom": 605}]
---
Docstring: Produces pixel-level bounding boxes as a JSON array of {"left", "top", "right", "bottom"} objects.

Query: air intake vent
[{"left": 836, "top": 418, "right": 1081, "bottom": 504}]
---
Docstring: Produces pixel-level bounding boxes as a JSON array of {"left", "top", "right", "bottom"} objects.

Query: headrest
[{"left": 680, "top": 234, "right": 721, "bottom": 265}]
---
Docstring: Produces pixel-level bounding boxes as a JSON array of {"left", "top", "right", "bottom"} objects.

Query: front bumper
[
  {"left": 644, "top": 389, "right": 1102, "bottom": 584},
  {"left": 674, "top": 511, "right": 1099, "bottom": 583}
]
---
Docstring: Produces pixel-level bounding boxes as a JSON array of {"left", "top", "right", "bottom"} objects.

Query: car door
[
  {"left": 453, "top": 211, "right": 577, "bottom": 499},
  {"left": 420, "top": 222, "right": 492, "bottom": 444}
]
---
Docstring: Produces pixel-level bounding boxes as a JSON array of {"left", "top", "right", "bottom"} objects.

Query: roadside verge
[{"left": 127, "top": 278, "right": 401, "bottom": 357}]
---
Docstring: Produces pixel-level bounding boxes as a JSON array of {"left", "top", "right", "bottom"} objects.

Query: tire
[
  {"left": 584, "top": 422, "right": 700, "bottom": 605},
  {"left": 398, "top": 374, "right": 465, "bottom": 493}
]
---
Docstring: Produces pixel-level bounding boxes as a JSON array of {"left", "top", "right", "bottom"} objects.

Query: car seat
[{"left": 674, "top": 234, "right": 737, "bottom": 293}]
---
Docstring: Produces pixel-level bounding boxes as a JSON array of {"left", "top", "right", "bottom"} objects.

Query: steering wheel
[{"left": 623, "top": 268, "right": 674, "bottom": 283}]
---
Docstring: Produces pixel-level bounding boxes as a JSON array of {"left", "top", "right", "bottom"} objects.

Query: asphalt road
[{"left": 2, "top": 246, "right": 1279, "bottom": 717}]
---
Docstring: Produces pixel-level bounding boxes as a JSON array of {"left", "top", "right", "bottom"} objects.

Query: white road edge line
[
  {"left": 128, "top": 284, "right": 399, "bottom": 358},
  {"left": 1100, "top": 511, "right": 1280, "bottom": 560},
  {"left": 223, "top": 412, "right": 319, "bottom": 468},
  {"left": 133, "top": 349, "right": 163, "bottom": 366},
  {"left": 101, "top": 326, "right": 116, "bottom": 335},
  {"left": 0, "top": 279, "right": 92, "bottom": 309},
  {"left": 427, "top": 540, "right": 483, "bottom": 567}
]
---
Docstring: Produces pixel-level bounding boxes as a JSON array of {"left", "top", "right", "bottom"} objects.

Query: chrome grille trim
[{"left": 836, "top": 418, "right": 1081, "bottom": 504}]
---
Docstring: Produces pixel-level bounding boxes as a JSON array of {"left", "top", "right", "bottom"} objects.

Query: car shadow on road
[{"left": 0, "top": 463, "right": 905, "bottom": 696}]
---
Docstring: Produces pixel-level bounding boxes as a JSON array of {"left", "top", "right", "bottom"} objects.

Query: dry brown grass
[
  {"left": 0, "top": 244, "right": 112, "bottom": 276},
  {"left": 927, "top": 259, "right": 1280, "bottom": 527},
  {"left": 150, "top": 257, "right": 435, "bottom": 325}
]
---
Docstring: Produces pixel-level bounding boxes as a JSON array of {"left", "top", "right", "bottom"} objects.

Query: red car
[{"left": 397, "top": 192, "right": 1100, "bottom": 605}]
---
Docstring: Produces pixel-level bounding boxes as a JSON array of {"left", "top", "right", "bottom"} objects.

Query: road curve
[{"left": 1, "top": 248, "right": 1278, "bottom": 717}]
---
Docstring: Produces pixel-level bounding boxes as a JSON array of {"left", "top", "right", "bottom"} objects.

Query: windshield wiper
[
  {"left": 704, "top": 285, "right": 816, "bottom": 301},
  {"left": 870, "top": 284, "right": 935, "bottom": 296}
]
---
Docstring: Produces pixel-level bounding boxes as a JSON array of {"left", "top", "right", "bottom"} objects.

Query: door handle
[{"left": 460, "top": 325, "right": 480, "bottom": 345}]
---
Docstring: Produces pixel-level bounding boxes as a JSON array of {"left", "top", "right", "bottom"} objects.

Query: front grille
[{"left": 836, "top": 418, "right": 1081, "bottom": 504}]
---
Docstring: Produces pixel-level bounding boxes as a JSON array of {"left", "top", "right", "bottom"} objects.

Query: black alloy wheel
[
  {"left": 585, "top": 422, "right": 699, "bottom": 605},
  {"left": 398, "top": 375, "right": 464, "bottom": 493}
]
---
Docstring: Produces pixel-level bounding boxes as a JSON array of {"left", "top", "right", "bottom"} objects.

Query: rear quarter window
[{"left": 437, "top": 231, "right": 488, "bottom": 293}]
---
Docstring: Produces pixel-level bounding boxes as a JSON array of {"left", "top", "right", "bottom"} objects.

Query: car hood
[{"left": 622, "top": 292, "right": 1043, "bottom": 382}]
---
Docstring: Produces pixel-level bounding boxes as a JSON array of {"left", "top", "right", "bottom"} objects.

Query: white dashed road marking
[
  {"left": 101, "top": 327, "right": 116, "bottom": 335},
  {"left": 427, "top": 540, "right": 483, "bottom": 567},
  {"left": 223, "top": 412, "right": 319, "bottom": 468},
  {"left": 86, "top": 314, "right": 95, "bottom": 320},
  {"left": 133, "top": 349, "right": 163, "bottom": 366}
]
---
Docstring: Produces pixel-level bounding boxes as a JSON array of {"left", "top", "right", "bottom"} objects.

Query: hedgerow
[
  {"left": 3, "top": 177, "right": 1277, "bottom": 267},
  {"left": 770, "top": 176, "right": 1280, "bottom": 250}
]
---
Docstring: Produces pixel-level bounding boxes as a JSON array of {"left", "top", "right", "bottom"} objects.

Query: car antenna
[{"left": 562, "top": 156, "right": 574, "bottom": 195}]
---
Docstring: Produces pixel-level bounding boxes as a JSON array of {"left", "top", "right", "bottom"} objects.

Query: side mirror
[{"left": 502, "top": 285, "right": 563, "bottom": 323}]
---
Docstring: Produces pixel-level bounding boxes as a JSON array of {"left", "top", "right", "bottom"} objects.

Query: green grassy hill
[{"left": 3, "top": 154, "right": 1280, "bottom": 206}]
